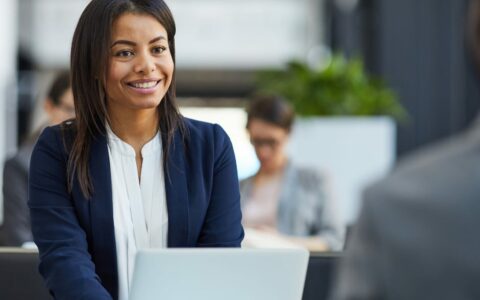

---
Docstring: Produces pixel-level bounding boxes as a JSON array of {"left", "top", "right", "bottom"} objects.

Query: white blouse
[
  {"left": 106, "top": 126, "right": 168, "bottom": 300},
  {"left": 242, "top": 173, "right": 283, "bottom": 229}
]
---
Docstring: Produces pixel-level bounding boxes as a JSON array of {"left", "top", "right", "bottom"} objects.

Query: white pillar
[{"left": 0, "top": 0, "right": 18, "bottom": 224}]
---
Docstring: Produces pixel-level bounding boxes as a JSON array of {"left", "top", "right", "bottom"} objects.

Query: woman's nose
[{"left": 134, "top": 52, "right": 156, "bottom": 74}]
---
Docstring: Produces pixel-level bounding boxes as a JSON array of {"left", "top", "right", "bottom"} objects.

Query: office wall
[
  {"left": 19, "top": 0, "right": 325, "bottom": 71},
  {"left": 376, "top": 0, "right": 480, "bottom": 156},
  {"left": 0, "top": 0, "right": 18, "bottom": 223},
  {"left": 328, "top": 0, "right": 480, "bottom": 157}
]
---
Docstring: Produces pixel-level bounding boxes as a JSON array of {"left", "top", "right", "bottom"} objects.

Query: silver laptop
[{"left": 129, "top": 248, "right": 309, "bottom": 300}]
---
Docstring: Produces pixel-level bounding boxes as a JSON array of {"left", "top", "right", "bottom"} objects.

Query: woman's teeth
[{"left": 130, "top": 81, "right": 157, "bottom": 89}]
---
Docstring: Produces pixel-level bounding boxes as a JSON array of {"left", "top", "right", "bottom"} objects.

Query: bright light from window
[{"left": 180, "top": 107, "right": 259, "bottom": 180}]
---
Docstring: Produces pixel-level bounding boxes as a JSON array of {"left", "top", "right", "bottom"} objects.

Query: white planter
[{"left": 287, "top": 116, "right": 396, "bottom": 226}]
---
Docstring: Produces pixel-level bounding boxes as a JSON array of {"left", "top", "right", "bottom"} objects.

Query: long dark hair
[{"left": 69, "top": 0, "right": 186, "bottom": 198}]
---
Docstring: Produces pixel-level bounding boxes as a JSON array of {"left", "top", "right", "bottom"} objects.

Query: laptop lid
[{"left": 129, "top": 248, "right": 309, "bottom": 300}]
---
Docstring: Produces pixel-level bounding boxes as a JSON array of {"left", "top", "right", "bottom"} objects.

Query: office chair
[{"left": 302, "top": 251, "right": 342, "bottom": 300}]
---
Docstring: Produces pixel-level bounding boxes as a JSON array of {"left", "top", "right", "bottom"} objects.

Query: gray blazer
[
  {"left": 331, "top": 119, "right": 480, "bottom": 300},
  {"left": 240, "top": 162, "right": 343, "bottom": 250},
  {"left": 0, "top": 138, "right": 35, "bottom": 246}
]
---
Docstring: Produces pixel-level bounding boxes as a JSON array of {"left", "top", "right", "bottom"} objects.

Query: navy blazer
[{"left": 28, "top": 118, "right": 244, "bottom": 300}]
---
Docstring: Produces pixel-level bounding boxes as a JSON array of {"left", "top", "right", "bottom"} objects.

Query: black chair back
[{"left": 302, "top": 252, "right": 342, "bottom": 300}]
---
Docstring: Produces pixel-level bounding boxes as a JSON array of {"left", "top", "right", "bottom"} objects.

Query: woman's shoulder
[
  {"left": 36, "top": 124, "right": 61, "bottom": 145},
  {"left": 183, "top": 117, "right": 223, "bottom": 132},
  {"left": 181, "top": 117, "right": 234, "bottom": 163},
  {"left": 182, "top": 117, "right": 230, "bottom": 143},
  {"left": 35, "top": 119, "right": 77, "bottom": 155},
  {"left": 38, "top": 119, "right": 76, "bottom": 137}
]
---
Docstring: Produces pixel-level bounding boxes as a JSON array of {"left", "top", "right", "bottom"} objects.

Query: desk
[{"left": 0, "top": 247, "right": 342, "bottom": 300}]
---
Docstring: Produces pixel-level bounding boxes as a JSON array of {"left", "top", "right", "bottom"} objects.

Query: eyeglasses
[{"left": 250, "top": 138, "right": 281, "bottom": 149}]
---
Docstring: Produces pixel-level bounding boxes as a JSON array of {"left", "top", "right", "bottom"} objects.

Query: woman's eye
[
  {"left": 152, "top": 46, "right": 167, "bottom": 54},
  {"left": 115, "top": 50, "right": 134, "bottom": 57}
]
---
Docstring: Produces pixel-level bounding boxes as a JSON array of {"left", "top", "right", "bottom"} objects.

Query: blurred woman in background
[
  {"left": 240, "top": 95, "right": 342, "bottom": 251},
  {"left": 0, "top": 71, "right": 74, "bottom": 247}
]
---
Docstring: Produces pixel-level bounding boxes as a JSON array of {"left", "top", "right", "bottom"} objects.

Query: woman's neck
[{"left": 108, "top": 107, "right": 159, "bottom": 153}]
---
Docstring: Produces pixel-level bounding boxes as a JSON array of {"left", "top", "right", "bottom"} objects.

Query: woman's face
[
  {"left": 248, "top": 119, "right": 289, "bottom": 173},
  {"left": 106, "top": 13, "right": 174, "bottom": 115}
]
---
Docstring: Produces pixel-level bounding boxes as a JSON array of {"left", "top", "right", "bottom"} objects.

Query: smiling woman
[{"left": 28, "top": 1, "right": 244, "bottom": 300}]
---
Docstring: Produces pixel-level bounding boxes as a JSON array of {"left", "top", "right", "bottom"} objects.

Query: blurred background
[{"left": 0, "top": 0, "right": 478, "bottom": 229}]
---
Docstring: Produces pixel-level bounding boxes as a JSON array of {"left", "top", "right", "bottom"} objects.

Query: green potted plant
[
  {"left": 254, "top": 54, "right": 403, "bottom": 225},
  {"left": 255, "top": 54, "right": 406, "bottom": 120}
]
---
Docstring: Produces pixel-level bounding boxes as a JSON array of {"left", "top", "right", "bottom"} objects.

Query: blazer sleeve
[
  {"left": 196, "top": 124, "right": 244, "bottom": 247},
  {"left": 28, "top": 126, "right": 112, "bottom": 300}
]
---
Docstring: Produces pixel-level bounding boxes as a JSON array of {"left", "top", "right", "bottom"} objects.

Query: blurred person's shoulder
[
  {"left": 240, "top": 174, "right": 254, "bottom": 186},
  {"left": 8, "top": 132, "right": 41, "bottom": 172},
  {"left": 288, "top": 162, "right": 329, "bottom": 190},
  {"left": 365, "top": 122, "right": 480, "bottom": 208},
  {"left": 6, "top": 126, "right": 50, "bottom": 172}
]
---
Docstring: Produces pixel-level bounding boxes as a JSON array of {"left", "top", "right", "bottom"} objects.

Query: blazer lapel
[
  {"left": 163, "top": 130, "right": 190, "bottom": 247},
  {"left": 88, "top": 135, "right": 118, "bottom": 299}
]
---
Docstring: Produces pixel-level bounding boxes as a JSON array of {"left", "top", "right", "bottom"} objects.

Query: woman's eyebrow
[
  {"left": 111, "top": 40, "right": 136, "bottom": 48},
  {"left": 149, "top": 36, "right": 166, "bottom": 44},
  {"left": 111, "top": 36, "right": 166, "bottom": 48}
]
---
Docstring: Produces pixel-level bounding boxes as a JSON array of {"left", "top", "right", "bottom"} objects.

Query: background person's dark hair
[
  {"left": 47, "top": 71, "right": 71, "bottom": 106},
  {"left": 69, "top": 0, "right": 186, "bottom": 198},
  {"left": 246, "top": 95, "right": 295, "bottom": 132}
]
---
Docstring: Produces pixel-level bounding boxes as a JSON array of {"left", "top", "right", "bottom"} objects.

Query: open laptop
[{"left": 129, "top": 248, "right": 309, "bottom": 300}]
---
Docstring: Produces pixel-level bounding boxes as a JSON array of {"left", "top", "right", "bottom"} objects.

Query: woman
[
  {"left": 240, "top": 95, "right": 342, "bottom": 251},
  {"left": 28, "top": 1, "right": 244, "bottom": 299}
]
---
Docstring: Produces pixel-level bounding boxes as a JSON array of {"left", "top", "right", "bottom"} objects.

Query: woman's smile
[{"left": 126, "top": 79, "right": 162, "bottom": 94}]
